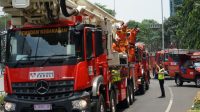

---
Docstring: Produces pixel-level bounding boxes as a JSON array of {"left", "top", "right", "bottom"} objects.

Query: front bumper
[{"left": 4, "top": 91, "right": 91, "bottom": 112}]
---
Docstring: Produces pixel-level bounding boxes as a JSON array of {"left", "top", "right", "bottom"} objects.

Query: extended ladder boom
[
  {"left": 0, "top": 0, "right": 121, "bottom": 65},
  {"left": 68, "top": 0, "right": 118, "bottom": 23},
  {"left": 0, "top": 0, "right": 119, "bottom": 26}
]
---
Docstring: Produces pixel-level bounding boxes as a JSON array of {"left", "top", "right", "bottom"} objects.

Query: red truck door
[
  {"left": 184, "top": 68, "right": 195, "bottom": 79},
  {"left": 84, "top": 28, "right": 96, "bottom": 78},
  {"left": 84, "top": 27, "right": 104, "bottom": 79},
  {"left": 180, "top": 60, "right": 195, "bottom": 80}
]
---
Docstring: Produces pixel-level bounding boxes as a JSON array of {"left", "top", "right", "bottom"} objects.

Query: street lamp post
[{"left": 161, "top": 0, "right": 164, "bottom": 51}]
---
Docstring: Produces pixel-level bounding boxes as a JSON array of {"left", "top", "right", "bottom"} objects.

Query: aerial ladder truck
[{"left": 0, "top": 0, "right": 138, "bottom": 111}]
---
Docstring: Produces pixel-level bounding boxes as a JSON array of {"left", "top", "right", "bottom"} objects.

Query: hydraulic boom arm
[{"left": 0, "top": 0, "right": 118, "bottom": 26}]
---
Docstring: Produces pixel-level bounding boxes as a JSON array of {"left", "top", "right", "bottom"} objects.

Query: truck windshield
[
  {"left": 7, "top": 26, "right": 83, "bottom": 63},
  {"left": 170, "top": 54, "right": 180, "bottom": 62}
]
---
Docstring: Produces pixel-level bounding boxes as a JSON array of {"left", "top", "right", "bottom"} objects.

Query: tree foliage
[
  {"left": 164, "top": 0, "right": 200, "bottom": 49},
  {"left": 0, "top": 15, "right": 6, "bottom": 31},
  {"left": 164, "top": 16, "right": 179, "bottom": 48},
  {"left": 176, "top": 0, "right": 200, "bottom": 49},
  {"left": 127, "top": 19, "right": 162, "bottom": 52},
  {"left": 94, "top": 3, "right": 116, "bottom": 16},
  {"left": 0, "top": 14, "right": 10, "bottom": 31}
]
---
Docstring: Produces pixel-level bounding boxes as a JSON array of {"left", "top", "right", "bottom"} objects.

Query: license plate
[
  {"left": 30, "top": 71, "right": 54, "bottom": 80},
  {"left": 34, "top": 104, "right": 52, "bottom": 110}
]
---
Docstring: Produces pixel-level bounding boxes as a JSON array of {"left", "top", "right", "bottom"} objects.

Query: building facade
[{"left": 170, "top": 0, "right": 183, "bottom": 16}]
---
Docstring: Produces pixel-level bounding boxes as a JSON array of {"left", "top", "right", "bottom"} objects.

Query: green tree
[
  {"left": 138, "top": 19, "right": 161, "bottom": 52},
  {"left": 95, "top": 3, "right": 116, "bottom": 16},
  {"left": 128, "top": 19, "right": 162, "bottom": 52},
  {"left": 164, "top": 16, "right": 179, "bottom": 48},
  {"left": 127, "top": 20, "right": 140, "bottom": 28},
  {"left": 176, "top": 0, "right": 200, "bottom": 49},
  {"left": 0, "top": 14, "right": 10, "bottom": 31}
]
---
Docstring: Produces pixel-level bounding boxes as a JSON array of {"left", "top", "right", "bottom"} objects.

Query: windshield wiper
[
  {"left": 41, "top": 54, "right": 77, "bottom": 66},
  {"left": 14, "top": 56, "right": 49, "bottom": 67}
]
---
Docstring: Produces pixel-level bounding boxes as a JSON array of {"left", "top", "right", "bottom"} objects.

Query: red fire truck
[
  {"left": 134, "top": 42, "right": 150, "bottom": 94},
  {"left": 0, "top": 0, "right": 141, "bottom": 112},
  {"left": 174, "top": 51, "right": 200, "bottom": 87},
  {"left": 167, "top": 49, "right": 189, "bottom": 78},
  {"left": 155, "top": 49, "right": 188, "bottom": 78},
  {"left": 155, "top": 50, "right": 168, "bottom": 78}
]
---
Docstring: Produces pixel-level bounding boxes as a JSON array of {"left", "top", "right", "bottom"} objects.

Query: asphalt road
[
  {"left": 0, "top": 78, "right": 199, "bottom": 112},
  {"left": 120, "top": 79, "right": 199, "bottom": 112}
]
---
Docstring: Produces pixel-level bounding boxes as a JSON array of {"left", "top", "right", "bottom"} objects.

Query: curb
[{"left": 188, "top": 91, "right": 200, "bottom": 112}]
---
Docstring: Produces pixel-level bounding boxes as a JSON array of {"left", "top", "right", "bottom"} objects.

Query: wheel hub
[
  {"left": 100, "top": 104, "right": 104, "bottom": 112},
  {"left": 196, "top": 78, "right": 200, "bottom": 86},
  {"left": 111, "top": 99, "right": 116, "bottom": 112},
  {"left": 177, "top": 77, "right": 180, "bottom": 84}
]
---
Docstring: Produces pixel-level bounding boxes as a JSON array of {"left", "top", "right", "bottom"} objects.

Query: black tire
[
  {"left": 175, "top": 76, "right": 183, "bottom": 86},
  {"left": 146, "top": 80, "right": 149, "bottom": 90},
  {"left": 110, "top": 90, "right": 117, "bottom": 112},
  {"left": 122, "top": 86, "right": 130, "bottom": 108},
  {"left": 195, "top": 77, "right": 200, "bottom": 88},
  {"left": 129, "top": 85, "right": 135, "bottom": 105},
  {"left": 139, "top": 80, "right": 146, "bottom": 94},
  {"left": 97, "top": 94, "right": 106, "bottom": 112}
]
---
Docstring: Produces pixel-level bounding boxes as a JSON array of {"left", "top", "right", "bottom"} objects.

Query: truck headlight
[
  {"left": 72, "top": 99, "right": 87, "bottom": 110},
  {"left": 4, "top": 102, "right": 16, "bottom": 111},
  {"left": 12, "top": 0, "right": 30, "bottom": 8},
  {"left": 141, "top": 69, "right": 144, "bottom": 74}
]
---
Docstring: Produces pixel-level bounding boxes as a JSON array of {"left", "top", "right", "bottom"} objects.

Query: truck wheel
[
  {"left": 129, "top": 85, "right": 134, "bottom": 105},
  {"left": 146, "top": 81, "right": 149, "bottom": 90},
  {"left": 175, "top": 76, "right": 183, "bottom": 86},
  {"left": 110, "top": 90, "right": 117, "bottom": 112},
  {"left": 195, "top": 77, "right": 200, "bottom": 88},
  {"left": 139, "top": 81, "right": 146, "bottom": 94},
  {"left": 97, "top": 94, "right": 106, "bottom": 112},
  {"left": 122, "top": 86, "right": 130, "bottom": 108}
]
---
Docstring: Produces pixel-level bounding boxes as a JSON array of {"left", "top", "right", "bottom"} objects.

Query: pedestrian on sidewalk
[{"left": 156, "top": 63, "right": 165, "bottom": 98}]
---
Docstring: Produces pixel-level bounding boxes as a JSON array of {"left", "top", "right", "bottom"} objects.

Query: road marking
[{"left": 165, "top": 87, "right": 173, "bottom": 112}]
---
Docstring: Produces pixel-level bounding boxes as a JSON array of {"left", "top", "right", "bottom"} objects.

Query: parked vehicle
[
  {"left": 0, "top": 0, "right": 142, "bottom": 112},
  {"left": 155, "top": 49, "right": 189, "bottom": 78},
  {"left": 134, "top": 42, "right": 150, "bottom": 94},
  {"left": 174, "top": 51, "right": 200, "bottom": 87}
]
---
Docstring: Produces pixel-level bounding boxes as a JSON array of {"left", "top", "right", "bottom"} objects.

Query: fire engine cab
[
  {"left": 0, "top": 0, "right": 140, "bottom": 112},
  {"left": 175, "top": 51, "right": 200, "bottom": 87}
]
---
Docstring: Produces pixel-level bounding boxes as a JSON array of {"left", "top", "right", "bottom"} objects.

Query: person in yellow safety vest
[
  {"left": 156, "top": 64, "right": 166, "bottom": 98},
  {"left": 111, "top": 69, "right": 121, "bottom": 83}
]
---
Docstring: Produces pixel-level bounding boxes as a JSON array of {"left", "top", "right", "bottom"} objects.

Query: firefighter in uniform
[
  {"left": 157, "top": 64, "right": 165, "bottom": 98},
  {"left": 112, "top": 22, "right": 129, "bottom": 53}
]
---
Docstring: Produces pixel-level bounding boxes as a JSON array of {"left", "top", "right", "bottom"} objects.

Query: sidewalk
[{"left": 188, "top": 91, "right": 200, "bottom": 112}]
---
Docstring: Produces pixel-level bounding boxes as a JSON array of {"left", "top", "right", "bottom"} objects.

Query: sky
[
  {"left": 0, "top": 0, "right": 170, "bottom": 23},
  {"left": 88, "top": 0, "right": 170, "bottom": 23}
]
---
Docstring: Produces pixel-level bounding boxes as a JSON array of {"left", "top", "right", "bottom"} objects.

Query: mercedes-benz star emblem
[{"left": 36, "top": 80, "right": 49, "bottom": 95}]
